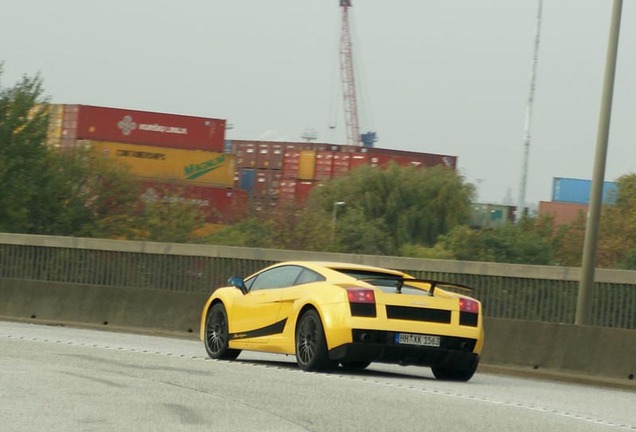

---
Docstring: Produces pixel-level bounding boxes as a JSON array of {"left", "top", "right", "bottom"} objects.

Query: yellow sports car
[{"left": 200, "top": 261, "right": 484, "bottom": 381}]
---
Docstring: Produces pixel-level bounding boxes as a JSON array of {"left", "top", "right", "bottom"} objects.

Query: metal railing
[{"left": 0, "top": 233, "right": 634, "bottom": 329}]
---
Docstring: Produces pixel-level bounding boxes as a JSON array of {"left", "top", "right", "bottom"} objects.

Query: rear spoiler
[{"left": 359, "top": 277, "right": 473, "bottom": 297}]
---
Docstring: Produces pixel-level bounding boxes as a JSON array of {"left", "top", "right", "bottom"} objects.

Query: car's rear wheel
[
  {"left": 340, "top": 361, "right": 371, "bottom": 370},
  {"left": 295, "top": 310, "right": 336, "bottom": 371},
  {"left": 204, "top": 303, "right": 241, "bottom": 360},
  {"left": 431, "top": 359, "right": 478, "bottom": 382}
]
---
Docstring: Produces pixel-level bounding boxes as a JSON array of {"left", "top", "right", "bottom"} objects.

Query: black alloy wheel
[
  {"left": 204, "top": 303, "right": 241, "bottom": 360},
  {"left": 295, "top": 310, "right": 336, "bottom": 371}
]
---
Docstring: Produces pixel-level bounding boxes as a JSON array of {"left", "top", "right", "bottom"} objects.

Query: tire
[
  {"left": 431, "top": 358, "right": 478, "bottom": 382},
  {"left": 295, "top": 310, "right": 336, "bottom": 371},
  {"left": 204, "top": 303, "right": 241, "bottom": 360},
  {"left": 340, "top": 361, "right": 371, "bottom": 370}
]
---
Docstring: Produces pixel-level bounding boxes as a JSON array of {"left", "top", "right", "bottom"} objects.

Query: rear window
[{"left": 333, "top": 269, "right": 429, "bottom": 296}]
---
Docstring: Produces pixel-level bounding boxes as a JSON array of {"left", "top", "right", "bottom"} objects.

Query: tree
[
  {"left": 0, "top": 68, "right": 207, "bottom": 241},
  {"left": 205, "top": 218, "right": 275, "bottom": 247},
  {"left": 308, "top": 163, "right": 474, "bottom": 254},
  {"left": 551, "top": 213, "right": 586, "bottom": 267},
  {"left": 0, "top": 68, "right": 52, "bottom": 233},
  {"left": 437, "top": 217, "right": 556, "bottom": 265},
  {"left": 597, "top": 174, "right": 636, "bottom": 268}
]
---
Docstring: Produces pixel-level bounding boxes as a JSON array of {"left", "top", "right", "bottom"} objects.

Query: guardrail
[{"left": 0, "top": 233, "right": 634, "bottom": 329}]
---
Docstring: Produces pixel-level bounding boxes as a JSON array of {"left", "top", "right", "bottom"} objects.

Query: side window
[
  {"left": 249, "top": 265, "right": 304, "bottom": 291},
  {"left": 294, "top": 268, "right": 325, "bottom": 285}
]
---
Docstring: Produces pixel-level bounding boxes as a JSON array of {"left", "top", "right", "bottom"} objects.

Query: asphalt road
[{"left": 1, "top": 321, "right": 634, "bottom": 432}]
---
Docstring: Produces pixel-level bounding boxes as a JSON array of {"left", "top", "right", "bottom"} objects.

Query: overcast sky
[{"left": 2, "top": 0, "right": 634, "bottom": 206}]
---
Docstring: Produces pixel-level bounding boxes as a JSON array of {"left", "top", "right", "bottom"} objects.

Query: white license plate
[{"left": 395, "top": 333, "right": 441, "bottom": 347}]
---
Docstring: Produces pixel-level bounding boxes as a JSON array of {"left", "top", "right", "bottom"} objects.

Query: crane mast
[{"left": 339, "top": 0, "right": 361, "bottom": 146}]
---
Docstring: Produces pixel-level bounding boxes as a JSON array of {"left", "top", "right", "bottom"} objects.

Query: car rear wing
[{"left": 359, "top": 277, "right": 473, "bottom": 297}]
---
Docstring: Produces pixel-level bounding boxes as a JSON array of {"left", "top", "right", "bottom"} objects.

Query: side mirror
[{"left": 228, "top": 276, "right": 248, "bottom": 295}]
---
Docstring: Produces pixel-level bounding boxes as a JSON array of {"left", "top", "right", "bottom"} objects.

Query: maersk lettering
[{"left": 184, "top": 156, "right": 225, "bottom": 180}]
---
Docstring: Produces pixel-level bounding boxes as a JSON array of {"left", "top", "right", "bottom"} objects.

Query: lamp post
[
  {"left": 331, "top": 201, "right": 346, "bottom": 243},
  {"left": 576, "top": 0, "right": 623, "bottom": 325}
]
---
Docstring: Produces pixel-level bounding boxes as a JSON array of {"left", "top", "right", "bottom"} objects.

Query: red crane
[{"left": 339, "top": 0, "right": 361, "bottom": 146}]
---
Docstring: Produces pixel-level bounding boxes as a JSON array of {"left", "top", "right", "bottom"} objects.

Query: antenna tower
[
  {"left": 339, "top": 0, "right": 361, "bottom": 146},
  {"left": 517, "top": 0, "right": 543, "bottom": 221}
]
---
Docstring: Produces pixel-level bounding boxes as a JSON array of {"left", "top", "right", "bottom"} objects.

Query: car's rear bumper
[{"left": 328, "top": 328, "right": 479, "bottom": 369}]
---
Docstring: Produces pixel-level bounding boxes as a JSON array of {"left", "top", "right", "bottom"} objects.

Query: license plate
[{"left": 395, "top": 333, "right": 441, "bottom": 347}]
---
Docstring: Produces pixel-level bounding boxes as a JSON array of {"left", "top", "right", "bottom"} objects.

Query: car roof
[{"left": 272, "top": 261, "right": 406, "bottom": 276}]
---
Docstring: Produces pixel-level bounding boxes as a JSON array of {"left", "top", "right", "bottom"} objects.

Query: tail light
[
  {"left": 459, "top": 297, "right": 479, "bottom": 313},
  {"left": 459, "top": 297, "right": 479, "bottom": 327},
  {"left": 346, "top": 288, "right": 375, "bottom": 303},
  {"left": 346, "top": 288, "right": 376, "bottom": 317}
]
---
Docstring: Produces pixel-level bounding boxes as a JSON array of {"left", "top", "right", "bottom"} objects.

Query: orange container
[{"left": 298, "top": 150, "right": 316, "bottom": 180}]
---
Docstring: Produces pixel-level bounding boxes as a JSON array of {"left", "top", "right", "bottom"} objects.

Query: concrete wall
[
  {"left": 1, "top": 278, "right": 634, "bottom": 384},
  {"left": 0, "top": 279, "right": 207, "bottom": 334},
  {"left": 481, "top": 317, "right": 636, "bottom": 383}
]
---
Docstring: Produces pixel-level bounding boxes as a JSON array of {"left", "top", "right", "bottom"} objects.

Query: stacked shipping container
[
  {"left": 230, "top": 139, "right": 458, "bottom": 206},
  {"left": 47, "top": 104, "right": 242, "bottom": 223}
]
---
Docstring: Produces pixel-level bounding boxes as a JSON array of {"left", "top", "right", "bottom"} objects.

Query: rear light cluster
[
  {"left": 459, "top": 298, "right": 479, "bottom": 313},
  {"left": 347, "top": 288, "right": 375, "bottom": 303},
  {"left": 346, "top": 288, "right": 377, "bottom": 317},
  {"left": 459, "top": 297, "right": 480, "bottom": 327}
]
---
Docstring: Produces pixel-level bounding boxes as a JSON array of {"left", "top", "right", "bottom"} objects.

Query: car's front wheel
[
  {"left": 295, "top": 310, "right": 336, "bottom": 371},
  {"left": 431, "top": 358, "right": 478, "bottom": 382},
  {"left": 204, "top": 303, "right": 241, "bottom": 360}
]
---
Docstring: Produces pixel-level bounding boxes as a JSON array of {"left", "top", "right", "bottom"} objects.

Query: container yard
[{"left": 45, "top": 104, "right": 460, "bottom": 224}]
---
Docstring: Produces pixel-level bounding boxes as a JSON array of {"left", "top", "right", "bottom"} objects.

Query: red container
[
  {"left": 296, "top": 180, "right": 318, "bottom": 204},
  {"left": 234, "top": 141, "right": 257, "bottom": 167},
  {"left": 315, "top": 151, "right": 335, "bottom": 180},
  {"left": 282, "top": 149, "right": 301, "bottom": 179},
  {"left": 279, "top": 179, "right": 297, "bottom": 204},
  {"left": 255, "top": 143, "right": 284, "bottom": 169},
  {"left": 139, "top": 181, "right": 247, "bottom": 223},
  {"left": 538, "top": 201, "right": 588, "bottom": 226},
  {"left": 253, "top": 169, "right": 283, "bottom": 198},
  {"left": 332, "top": 152, "right": 352, "bottom": 177},
  {"left": 363, "top": 147, "right": 457, "bottom": 170},
  {"left": 350, "top": 153, "right": 369, "bottom": 170},
  {"left": 314, "top": 143, "right": 340, "bottom": 152},
  {"left": 58, "top": 104, "right": 226, "bottom": 151}
]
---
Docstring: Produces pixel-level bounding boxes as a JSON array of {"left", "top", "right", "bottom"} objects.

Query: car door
[{"left": 229, "top": 265, "right": 304, "bottom": 345}]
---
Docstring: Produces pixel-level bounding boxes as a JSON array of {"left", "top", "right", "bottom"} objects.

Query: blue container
[
  {"left": 239, "top": 168, "right": 255, "bottom": 195},
  {"left": 552, "top": 177, "right": 618, "bottom": 205}
]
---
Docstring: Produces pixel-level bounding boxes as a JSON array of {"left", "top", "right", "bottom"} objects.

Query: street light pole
[
  {"left": 332, "top": 201, "right": 346, "bottom": 243},
  {"left": 576, "top": 0, "right": 623, "bottom": 326}
]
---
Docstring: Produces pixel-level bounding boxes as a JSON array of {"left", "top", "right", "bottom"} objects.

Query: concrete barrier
[
  {"left": 1, "top": 278, "right": 634, "bottom": 385},
  {"left": 0, "top": 279, "right": 208, "bottom": 334},
  {"left": 481, "top": 317, "right": 636, "bottom": 383}
]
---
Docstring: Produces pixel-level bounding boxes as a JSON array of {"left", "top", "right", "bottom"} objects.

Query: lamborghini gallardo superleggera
[{"left": 200, "top": 261, "right": 484, "bottom": 381}]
